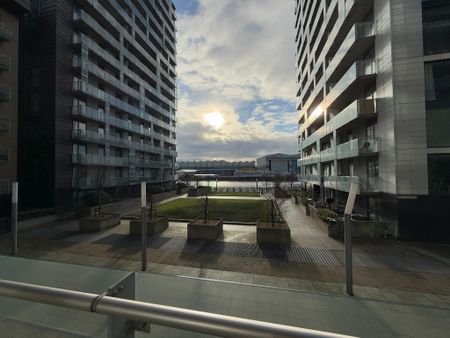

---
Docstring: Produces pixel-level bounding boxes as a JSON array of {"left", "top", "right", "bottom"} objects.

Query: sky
[{"left": 172, "top": 0, "right": 298, "bottom": 161}]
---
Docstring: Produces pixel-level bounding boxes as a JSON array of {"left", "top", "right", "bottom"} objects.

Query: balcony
[
  {"left": 0, "top": 54, "right": 10, "bottom": 71},
  {"left": 71, "top": 105, "right": 105, "bottom": 123},
  {"left": 327, "top": 99, "right": 376, "bottom": 133},
  {"left": 73, "top": 9, "right": 119, "bottom": 53},
  {"left": 336, "top": 138, "right": 378, "bottom": 160},
  {"left": 0, "top": 179, "right": 9, "bottom": 195},
  {"left": 0, "top": 117, "right": 10, "bottom": 132},
  {"left": 299, "top": 174, "right": 321, "bottom": 184},
  {"left": 72, "top": 154, "right": 129, "bottom": 167},
  {"left": 323, "top": 175, "right": 379, "bottom": 193},
  {"left": 0, "top": 86, "right": 10, "bottom": 102},
  {"left": 327, "top": 22, "right": 374, "bottom": 83},
  {"left": 72, "top": 129, "right": 106, "bottom": 145},
  {"left": 72, "top": 79, "right": 105, "bottom": 101},
  {"left": 0, "top": 23, "right": 11, "bottom": 41},
  {"left": 0, "top": 148, "right": 9, "bottom": 163},
  {"left": 325, "top": 60, "right": 376, "bottom": 110},
  {"left": 298, "top": 153, "right": 320, "bottom": 166},
  {"left": 320, "top": 147, "right": 336, "bottom": 163}
]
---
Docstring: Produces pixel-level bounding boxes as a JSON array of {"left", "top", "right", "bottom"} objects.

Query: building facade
[
  {"left": 295, "top": 0, "right": 450, "bottom": 240},
  {"left": 19, "top": 0, "right": 177, "bottom": 211},
  {"left": 256, "top": 154, "right": 298, "bottom": 175},
  {"left": 0, "top": 0, "right": 30, "bottom": 215}
]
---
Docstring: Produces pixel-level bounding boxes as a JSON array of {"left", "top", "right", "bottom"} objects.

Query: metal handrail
[{"left": 0, "top": 279, "right": 355, "bottom": 338}]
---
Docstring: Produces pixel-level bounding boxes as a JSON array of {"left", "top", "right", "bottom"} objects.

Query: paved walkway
[
  {"left": 1, "top": 256, "right": 449, "bottom": 338},
  {"left": 0, "top": 195, "right": 449, "bottom": 301}
]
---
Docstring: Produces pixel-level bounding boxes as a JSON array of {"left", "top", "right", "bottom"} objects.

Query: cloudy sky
[{"left": 173, "top": 0, "right": 298, "bottom": 161}]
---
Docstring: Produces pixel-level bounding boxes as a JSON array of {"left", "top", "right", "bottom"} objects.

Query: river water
[{"left": 193, "top": 180, "right": 301, "bottom": 189}]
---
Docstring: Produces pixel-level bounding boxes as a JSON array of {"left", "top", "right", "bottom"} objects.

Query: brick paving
[{"left": 0, "top": 196, "right": 449, "bottom": 303}]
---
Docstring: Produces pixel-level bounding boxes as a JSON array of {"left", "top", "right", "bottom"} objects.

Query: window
[
  {"left": 367, "top": 157, "right": 379, "bottom": 177},
  {"left": 73, "top": 121, "right": 86, "bottom": 131},
  {"left": 98, "top": 146, "right": 105, "bottom": 156},
  {"left": 424, "top": 60, "right": 450, "bottom": 147},
  {"left": 422, "top": 0, "right": 450, "bottom": 55},
  {"left": 428, "top": 155, "right": 450, "bottom": 195},
  {"left": 73, "top": 144, "right": 86, "bottom": 154}
]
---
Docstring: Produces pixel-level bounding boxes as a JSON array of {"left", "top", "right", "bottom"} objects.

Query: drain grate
[{"left": 286, "top": 247, "right": 340, "bottom": 266}]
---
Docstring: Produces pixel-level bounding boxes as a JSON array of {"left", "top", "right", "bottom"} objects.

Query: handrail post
[
  {"left": 141, "top": 182, "right": 147, "bottom": 271},
  {"left": 11, "top": 182, "right": 18, "bottom": 255}
]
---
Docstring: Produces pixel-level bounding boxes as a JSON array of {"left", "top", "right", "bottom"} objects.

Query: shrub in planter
[{"left": 318, "top": 208, "right": 338, "bottom": 225}]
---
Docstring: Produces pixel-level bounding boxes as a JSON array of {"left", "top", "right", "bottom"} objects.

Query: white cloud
[{"left": 175, "top": 0, "right": 298, "bottom": 161}]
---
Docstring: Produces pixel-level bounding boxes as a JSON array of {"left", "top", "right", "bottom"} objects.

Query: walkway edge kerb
[{"left": 169, "top": 219, "right": 256, "bottom": 226}]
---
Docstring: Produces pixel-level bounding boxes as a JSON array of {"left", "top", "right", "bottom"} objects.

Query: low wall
[{"left": 81, "top": 190, "right": 181, "bottom": 217}]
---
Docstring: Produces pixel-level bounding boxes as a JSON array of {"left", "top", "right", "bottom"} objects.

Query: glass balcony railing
[
  {"left": 336, "top": 138, "right": 378, "bottom": 160},
  {"left": 0, "top": 148, "right": 8, "bottom": 163},
  {"left": 0, "top": 23, "right": 11, "bottom": 41},
  {"left": 72, "top": 154, "right": 129, "bottom": 167},
  {"left": 298, "top": 153, "right": 320, "bottom": 166},
  {"left": 320, "top": 147, "right": 336, "bottom": 162},
  {"left": 327, "top": 99, "right": 376, "bottom": 133},
  {"left": 299, "top": 174, "right": 321, "bottom": 183},
  {"left": 323, "top": 175, "right": 379, "bottom": 193},
  {"left": 73, "top": 9, "right": 119, "bottom": 52},
  {"left": 0, "top": 117, "right": 10, "bottom": 132},
  {"left": 326, "top": 22, "right": 374, "bottom": 80},
  {"left": 326, "top": 60, "right": 376, "bottom": 108},
  {"left": 0, "top": 54, "right": 10, "bottom": 71},
  {"left": 72, "top": 129, "right": 106, "bottom": 144},
  {"left": 0, "top": 179, "right": 9, "bottom": 196},
  {"left": 0, "top": 86, "right": 10, "bottom": 102},
  {"left": 72, "top": 105, "right": 105, "bottom": 122}
]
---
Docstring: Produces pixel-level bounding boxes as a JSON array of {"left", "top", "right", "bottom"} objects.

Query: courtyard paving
[{"left": 0, "top": 195, "right": 449, "bottom": 311}]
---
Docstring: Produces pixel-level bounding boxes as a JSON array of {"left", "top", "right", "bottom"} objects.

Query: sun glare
[{"left": 204, "top": 112, "right": 225, "bottom": 129}]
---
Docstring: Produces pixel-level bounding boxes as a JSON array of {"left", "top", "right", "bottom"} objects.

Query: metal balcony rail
[
  {"left": 0, "top": 22, "right": 11, "bottom": 41},
  {"left": 0, "top": 54, "right": 10, "bottom": 71},
  {"left": 0, "top": 279, "right": 355, "bottom": 338}
]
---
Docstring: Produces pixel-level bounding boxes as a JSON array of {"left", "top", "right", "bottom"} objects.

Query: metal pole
[
  {"left": 141, "top": 182, "right": 147, "bottom": 271},
  {"left": 11, "top": 182, "right": 18, "bottom": 256},
  {"left": 343, "top": 182, "right": 359, "bottom": 297},
  {"left": 0, "top": 279, "right": 356, "bottom": 338},
  {"left": 344, "top": 214, "right": 352, "bottom": 296}
]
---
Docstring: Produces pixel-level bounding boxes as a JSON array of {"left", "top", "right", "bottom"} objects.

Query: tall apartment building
[
  {"left": 295, "top": 0, "right": 450, "bottom": 240},
  {"left": 0, "top": 0, "right": 30, "bottom": 215},
  {"left": 19, "top": 0, "right": 177, "bottom": 211}
]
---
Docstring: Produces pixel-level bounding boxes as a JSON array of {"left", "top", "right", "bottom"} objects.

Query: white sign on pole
[
  {"left": 141, "top": 182, "right": 146, "bottom": 207},
  {"left": 11, "top": 182, "right": 18, "bottom": 203},
  {"left": 344, "top": 181, "right": 359, "bottom": 215}
]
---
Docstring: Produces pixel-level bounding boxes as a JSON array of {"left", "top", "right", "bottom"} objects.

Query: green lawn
[
  {"left": 209, "top": 191, "right": 261, "bottom": 197},
  {"left": 155, "top": 198, "right": 270, "bottom": 222}
]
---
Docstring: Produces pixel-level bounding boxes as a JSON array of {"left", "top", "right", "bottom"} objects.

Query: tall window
[
  {"left": 428, "top": 155, "right": 450, "bottom": 195},
  {"left": 424, "top": 60, "right": 450, "bottom": 147},
  {"left": 422, "top": 0, "right": 450, "bottom": 55}
]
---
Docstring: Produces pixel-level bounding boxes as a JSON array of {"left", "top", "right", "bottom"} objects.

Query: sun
[{"left": 204, "top": 111, "right": 224, "bottom": 129}]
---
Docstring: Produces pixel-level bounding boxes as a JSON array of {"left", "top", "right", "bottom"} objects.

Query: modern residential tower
[
  {"left": 295, "top": 0, "right": 449, "bottom": 240},
  {"left": 19, "top": 0, "right": 178, "bottom": 211},
  {"left": 0, "top": 0, "right": 30, "bottom": 215}
]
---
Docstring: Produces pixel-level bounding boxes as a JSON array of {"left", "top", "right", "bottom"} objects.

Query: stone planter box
[
  {"left": 129, "top": 216, "right": 169, "bottom": 236},
  {"left": 308, "top": 204, "right": 318, "bottom": 218},
  {"left": 334, "top": 219, "right": 390, "bottom": 239},
  {"left": 257, "top": 220, "right": 291, "bottom": 248},
  {"left": 187, "top": 217, "right": 223, "bottom": 240},
  {"left": 79, "top": 214, "right": 120, "bottom": 232}
]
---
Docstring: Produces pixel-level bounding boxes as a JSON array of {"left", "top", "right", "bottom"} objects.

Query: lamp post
[{"left": 11, "top": 182, "right": 18, "bottom": 255}]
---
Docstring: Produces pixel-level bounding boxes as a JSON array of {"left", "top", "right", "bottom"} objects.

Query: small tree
[
  {"left": 200, "top": 189, "right": 210, "bottom": 225},
  {"left": 91, "top": 166, "right": 108, "bottom": 218},
  {"left": 273, "top": 174, "right": 283, "bottom": 190}
]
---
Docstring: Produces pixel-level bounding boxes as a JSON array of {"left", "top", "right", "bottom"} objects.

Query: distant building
[
  {"left": 256, "top": 154, "right": 298, "bottom": 175},
  {"left": 177, "top": 160, "right": 255, "bottom": 177}
]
